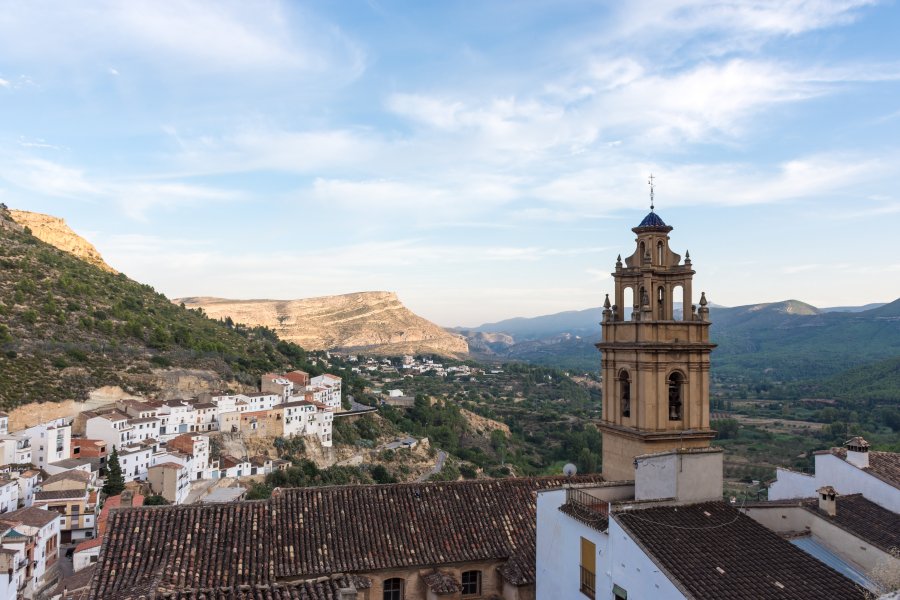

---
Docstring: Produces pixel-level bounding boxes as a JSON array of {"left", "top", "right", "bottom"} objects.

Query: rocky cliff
[
  {"left": 177, "top": 292, "right": 469, "bottom": 357},
  {"left": 9, "top": 209, "right": 117, "bottom": 273}
]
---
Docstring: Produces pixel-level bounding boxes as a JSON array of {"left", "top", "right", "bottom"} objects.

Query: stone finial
[
  {"left": 602, "top": 294, "right": 612, "bottom": 322},
  {"left": 604, "top": 294, "right": 611, "bottom": 309},
  {"left": 616, "top": 254, "right": 623, "bottom": 269},
  {"left": 698, "top": 292, "right": 710, "bottom": 321}
]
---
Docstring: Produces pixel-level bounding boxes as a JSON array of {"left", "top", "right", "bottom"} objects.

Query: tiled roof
[
  {"left": 91, "top": 502, "right": 275, "bottom": 598},
  {"left": 634, "top": 210, "right": 669, "bottom": 230},
  {"left": 41, "top": 469, "right": 91, "bottom": 487},
  {"left": 75, "top": 538, "right": 103, "bottom": 553},
  {"left": 149, "top": 462, "right": 183, "bottom": 471},
  {"left": 148, "top": 575, "right": 370, "bottom": 600},
  {"left": 615, "top": 501, "right": 867, "bottom": 600},
  {"left": 55, "top": 564, "right": 97, "bottom": 600},
  {"left": 36, "top": 489, "right": 86, "bottom": 501},
  {"left": 803, "top": 493, "right": 900, "bottom": 553},
  {"left": 831, "top": 448, "right": 900, "bottom": 489},
  {"left": 91, "top": 475, "right": 602, "bottom": 599},
  {"left": 271, "top": 476, "right": 599, "bottom": 579},
  {"left": 423, "top": 570, "right": 461, "bottom": 594},
  {"left": 0, "top": 506, "right": 59, "bottom": 528}
]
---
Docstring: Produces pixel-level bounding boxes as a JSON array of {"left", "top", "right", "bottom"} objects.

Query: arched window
[
  {"left": 619, "top": 371, "right": 631, "bottom": 418},
  {"left": 640, "top": 241, "right": 646, "bottom": 260},
  {"left": 657, "top": 240, "right": 664, "bottom": 265},
  {"left": 668, "top": 372, "right": 684, "bottom": 421},
  {"left": 462, "top": 570, "right": 482, "bottom": 597},
  {"left": 383, "top": 578, "right": 404, "bottom": 600}
]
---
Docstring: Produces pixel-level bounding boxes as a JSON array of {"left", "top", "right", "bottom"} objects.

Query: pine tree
[{"left": 103, "top": 446, "right": 125, "bottom": 497}]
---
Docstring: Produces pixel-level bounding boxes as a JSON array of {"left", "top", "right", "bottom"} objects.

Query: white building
[
  {"left": 535, "top": 448, "right": 869, "bottom": 600},
  {"left": 12, "top": 469, "right": 40, "bottom": 509},
  {"left": 0, "top": 477, "right": 18, "bottom": 515},
  {"left": 0, "top": 413, "right": 8, "bottom": 436},
  {"left": 155, "top": 400, "right": 197, "bottom": 440},
  {"left": 167, "top": 434, "right": 210, "bottom": 481},
  {"left": 118, "top": 444, "right": 155, "bottom": 482},
  {"left": 85, "top": 411, "right": 134, "bottom": 451},
  {"left": 769, "top": 437, "right": 899, "bottom": 512},
  {"left": 72, "top": 537, "right": 101, "bottom": 572},
  {"left": 0, "top": 434, "right": 32, "bottom": 467},
  {"left": 22, "top": 419, "right": 72, "bottom": 469},
  {"left": 0, "top": 506, "right": 61, "bottom": 598},
  {"left": 282, "top": 400, "right": 333, "bottom": 447},
  {"left": 244, "top": 393, "right": 281, "bottom": 413},
  {"left": 309, "top": 374, "right": 342, "bottom": 411},
  {"left": 0, "top": 542, "right": 25, "bottom": 598}
]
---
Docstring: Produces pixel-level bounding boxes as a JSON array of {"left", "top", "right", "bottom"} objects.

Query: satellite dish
[{"left": 563, "top": 463, "right": 577, "bottom": 477}]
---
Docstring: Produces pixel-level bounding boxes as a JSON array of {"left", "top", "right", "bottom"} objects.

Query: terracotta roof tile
[
  {"left": 802, "top": 493, "right": 900, "bottom": 553},
  {"left": 423, "top": 570, "right": 461, "bottom": 594},
  {"left": 615, "top": 501, "right": 867, "bottom": 600},
  {"left": 90, "top": 475, "right": 602, "bottom": 599}
]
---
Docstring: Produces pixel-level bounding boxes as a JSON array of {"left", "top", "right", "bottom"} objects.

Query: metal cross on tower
[{"left": 648, "top": 173, "right": 655, "bottom": 210}]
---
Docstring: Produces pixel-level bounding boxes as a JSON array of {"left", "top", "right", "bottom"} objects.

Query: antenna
[
  {"left": 563, "top": 463, "right": 577, "bottom": 477},
  {"left": 648, "top": 173, "right": 655, "bottom": 210}
]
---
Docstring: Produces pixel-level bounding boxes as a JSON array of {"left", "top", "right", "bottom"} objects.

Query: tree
[
  {"left": 144, "top": 495, "right": 169, "bottom": 506},
  {"left": 103, "top": 447, "right": 125, "bottom": 496}
]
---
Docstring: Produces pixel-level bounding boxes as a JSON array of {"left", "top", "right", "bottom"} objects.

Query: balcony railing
[
  {"left": 580, "top": 565, "right": 596, "bottom": 599},
  {"left": 566, "top": 488, "right": 610, "bottom": 517}
]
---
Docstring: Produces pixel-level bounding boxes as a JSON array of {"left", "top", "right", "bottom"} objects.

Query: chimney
[
  {"left": 817, "top": 486, "right": 838, "bottom": 517},
  {"left": 121, "top": 490, "right": 134, "bottom": 508},
  {"left": 845, "top": 437, "right": 869, "bottom": 469}
]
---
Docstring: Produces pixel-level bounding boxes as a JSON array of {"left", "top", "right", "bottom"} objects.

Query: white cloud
[
  {"left": 0, "top": 157, "right": 238, "bottom": 220},
  {"left": 0, "top": 77, "right": 8, "bottom": 87},
  {"left": 0, "top": 1, "right": 365, "bottom": 79},
  {"left": 168, "top": 127, "right": 380, "bottom": 175}
]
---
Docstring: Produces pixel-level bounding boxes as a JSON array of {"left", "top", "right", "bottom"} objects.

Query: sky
[{"left": 2, "top": 1, "right": 900, "bottom": 327}]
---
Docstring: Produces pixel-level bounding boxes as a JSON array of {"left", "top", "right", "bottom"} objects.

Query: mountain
[
  {"left": 9, "top": 209, "right": 117, "bottom": 273},
  {"left": 463, "top": 299, "right": 900, "bottom": 384},
  {"left": 176, "top": 292, "right": 469, "bottom": 358},
  {"left": 0, "top": 205, "right": 318, "bottom": 408}
]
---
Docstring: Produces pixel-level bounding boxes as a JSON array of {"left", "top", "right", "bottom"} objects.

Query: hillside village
[
  {"left": 0, "top": 368, "right": 350, "bottom": 598},
  {"left": 0, "top": 208, "right": 895, "bottom": 600}
]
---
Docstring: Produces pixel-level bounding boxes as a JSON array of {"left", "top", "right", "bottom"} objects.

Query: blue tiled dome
[{"left": 637, "top": 211, "right": 667, "bottom": 228}]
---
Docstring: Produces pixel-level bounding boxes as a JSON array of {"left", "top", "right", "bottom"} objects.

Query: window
[
  {"left": 618, "top": 371, "right": 631, "bottom": 418},
  {"left": 462, "top": 570, "right": 481, "bottom": 596},
  {"left": 580, "top": 537, "right": 596, "bottom": 599},
  {"left": 668, "top": 372, "right": 684, "bottom": 420},
  {"left": 383, "top": 577, "right": 404, "bottom": 600}
]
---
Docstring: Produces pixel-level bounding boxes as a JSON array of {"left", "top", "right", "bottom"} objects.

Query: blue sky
[{"left": 2, "top": 1, "right": 900, "bottom": 326}]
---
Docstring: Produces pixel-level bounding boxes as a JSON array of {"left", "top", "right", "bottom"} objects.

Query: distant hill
[
  {"left": 0, "top": 205, "right": 317, "bottom": 408},
  {"left": 176, "top": 292, "right": 469, "bottom": 358},
  {"left": 461, "top": 298, "right": 900, "bottom": 387}
]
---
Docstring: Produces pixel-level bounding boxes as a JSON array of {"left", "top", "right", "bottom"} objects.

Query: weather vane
[{"left": 648, "top": 173, "right": 655, "bottom": 211}]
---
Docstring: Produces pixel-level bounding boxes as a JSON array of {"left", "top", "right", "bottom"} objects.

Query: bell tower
[{"left": 597, "top": 196, "right": 716, "bottom": 481}]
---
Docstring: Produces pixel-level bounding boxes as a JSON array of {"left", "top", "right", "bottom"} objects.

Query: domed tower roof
[{"left": 633, "top": 210, "right": 673, "bottom": 233}]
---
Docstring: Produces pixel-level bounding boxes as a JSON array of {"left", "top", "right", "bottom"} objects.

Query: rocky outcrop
[
  {"left": 9, "top": 209, "right": 116, "bottom": 273},
  {"left": 177, "top": 291, "right": 469, "bottom": 357}
]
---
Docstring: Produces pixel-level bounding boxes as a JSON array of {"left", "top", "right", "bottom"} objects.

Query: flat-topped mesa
[
  {"left": 177, "top": 291, "right": 469, "bottom": 357},
  {"left": 597, "top": 209, "right": 717, "bottom": 481},
  {"left": 9, "top": 209, "right": 117, "bottom": 273}
]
